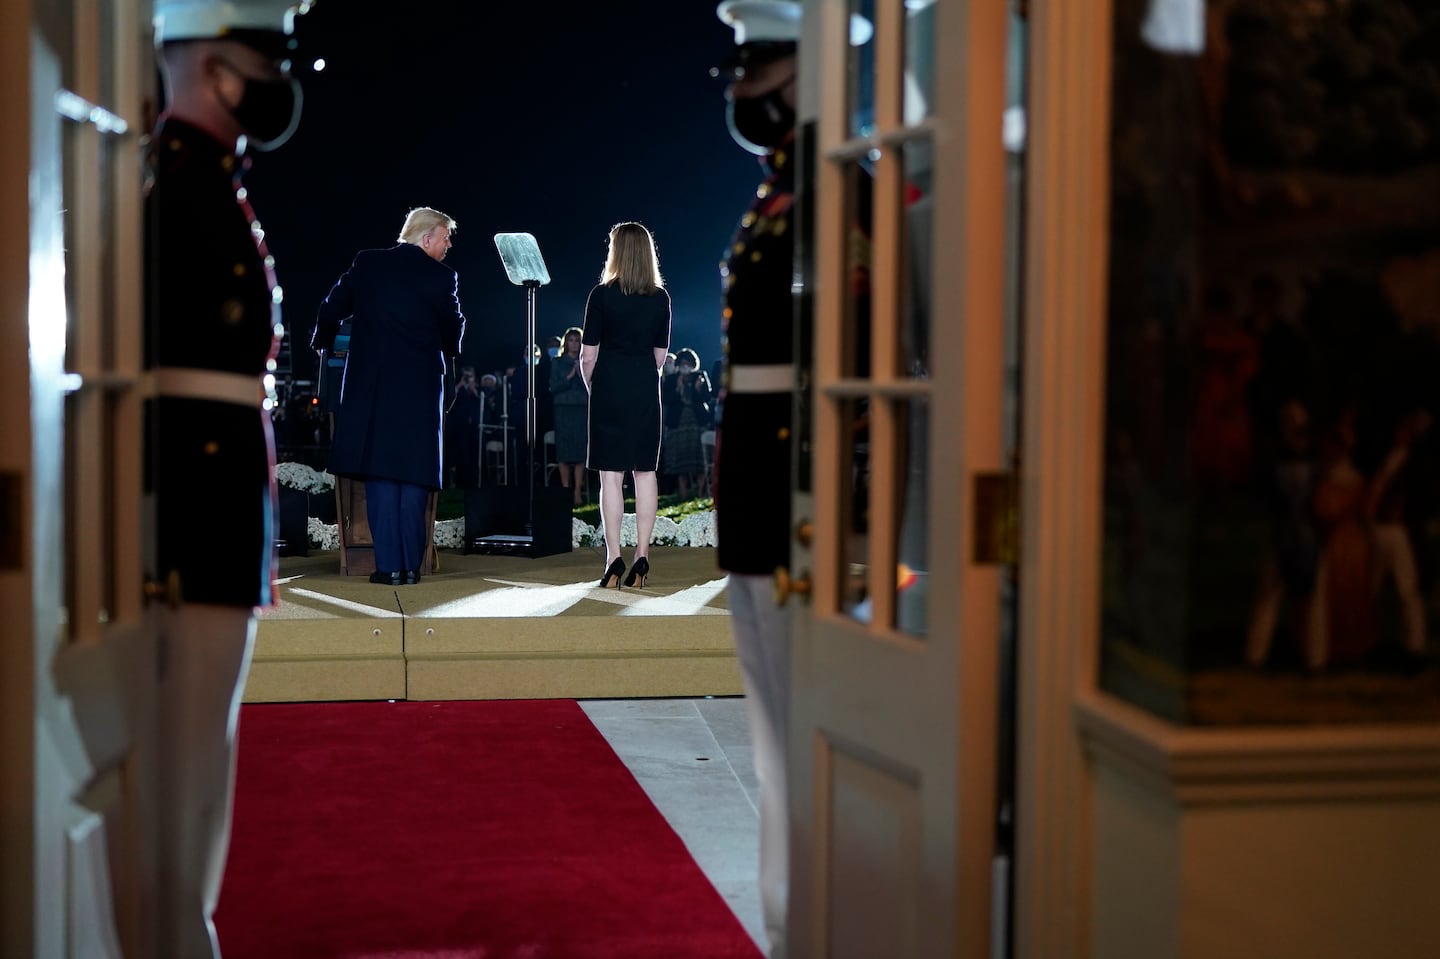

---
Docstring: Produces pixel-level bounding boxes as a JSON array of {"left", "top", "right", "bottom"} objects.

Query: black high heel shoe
[
  {"left": 599, "top": 557, "right": 625, "bottom": 589},
  {"left": 624, "top": 556, "right": 650, "bottom": 588}
]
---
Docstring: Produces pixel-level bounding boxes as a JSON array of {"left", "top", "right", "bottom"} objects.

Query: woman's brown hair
[{"left": 600, "top": 221, "right": 664, "bottom": 295}]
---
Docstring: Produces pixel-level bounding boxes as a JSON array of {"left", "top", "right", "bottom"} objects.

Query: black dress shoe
[
  {"left": 599, "top": 557, "right": 625, "bottom": 589},
  {"left": 369, "top": 570, "right": 401, "bottom": 585},
  {"left": 623, "top": 556, "right": 650, "bottom": 588},
  {"left": 403, "top": 569, "right": 421, "bottom": 585}
]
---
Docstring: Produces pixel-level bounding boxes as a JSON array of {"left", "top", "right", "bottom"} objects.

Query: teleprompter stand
[{"left": 464, "top": 232, "right": 571, "bottom": 558}]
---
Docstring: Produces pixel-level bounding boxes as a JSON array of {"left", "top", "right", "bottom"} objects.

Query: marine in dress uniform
[
  {"left": 145, "top": 2, "right": 311, "bottom": 955},
  {"left": 711, "top": 3, "right": 805, "bottom": 956},
  {"left": 712, "top": 5, "right": 874, "bottom": 955}
]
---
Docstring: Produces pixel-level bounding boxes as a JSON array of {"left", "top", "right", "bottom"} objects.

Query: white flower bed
[
  {"left": 303, "top": 517, "right": 467, "bottom": 551},
  {"left": 275, "top": 462, "right": 335, "bottom": 494},
  {"left": 432, "top": 518, "right": 465, "bottom": 549},
  {"left": 677, "top": 511, "right": 718, "bottom": 548},
  {"left": 306, "top": 516, "right": 340, "bottom": 550},
  {"left": 572, "top": 516, "right": 598, "bottom": 549},
  {"left": 305, "top": 505, "right": 718, "bottom": 551},
  {"left": 570, "top": 511, "right": 716, "bottom": 549}
]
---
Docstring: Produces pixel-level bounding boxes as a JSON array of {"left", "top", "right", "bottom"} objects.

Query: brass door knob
[
  {"left": 795, "top": 520, "right": 814, "bottom": 548},
  {"left": 142, "top": 570, "right": 182, "bottom": 607},
  {"left": 773, "top": 566, "right": 812, "bottom": 606}
]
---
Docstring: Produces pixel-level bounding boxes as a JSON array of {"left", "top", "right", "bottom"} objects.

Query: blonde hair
[
  {"left": 398, "top": 207, "right": 457, "bottom": 245},
  {"left": 600, "top": 221, "right": 664, "bottom": 295}
]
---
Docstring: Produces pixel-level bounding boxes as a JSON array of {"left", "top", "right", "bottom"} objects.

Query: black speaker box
[
  {"left": 463, "top": 485, "right": 573, "bottom": 558},
  {"left": 277, "top": 487, "right": 309, "bottom": 557}
]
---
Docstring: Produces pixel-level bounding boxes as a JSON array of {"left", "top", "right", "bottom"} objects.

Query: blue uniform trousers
[{"left": 365, "top": 479, "right": 429, "bottom": 574}]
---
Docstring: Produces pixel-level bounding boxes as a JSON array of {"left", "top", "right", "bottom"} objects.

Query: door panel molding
[
  {"left": 824, "top": 743, "right": 923, "bottom": 957},
  {"left": 1077, "top": 691, "right": 1440, "bottom": 804}
]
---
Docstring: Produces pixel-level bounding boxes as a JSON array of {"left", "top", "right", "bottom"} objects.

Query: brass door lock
[
  {"left": 142, "top": 570, "right": 183, "bottom": 607},
  {"left": 773, "top": 566, "right": 812, "bottom": 606}
]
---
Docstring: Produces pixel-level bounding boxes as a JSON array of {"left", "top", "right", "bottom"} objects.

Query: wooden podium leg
[
  {"left": 335, "top": 477, "right": 376, "bottom": 576},
  {"left": 425, "top": 491, "right": 439, "bottom": 573}
]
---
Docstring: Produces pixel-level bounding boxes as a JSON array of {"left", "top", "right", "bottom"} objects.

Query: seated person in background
[
  {"left": 479, "top": 372, "right": 501, "bottom": 417},
  {"left": 507, "top": 344, "right": 555, "bottom": 474},
  {"left": 446, "top": 366, "right": 481, "bottom": 488},
  {"left": 475, "top": 372, "right": 506, "bottom": 483},
  {"left": 709, "top": 355, "right": 725, "bottom": 426},
  {"left": 658, "top": 351, "right": 679, "bottom": 493}
]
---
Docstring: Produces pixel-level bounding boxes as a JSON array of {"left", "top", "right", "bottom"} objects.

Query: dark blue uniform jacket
[
  {"left": 715, "top": 145, "right": 796, "bottom": 575},
  {"left": 145, "top": 118, "right": 279, "bottom": 608}
]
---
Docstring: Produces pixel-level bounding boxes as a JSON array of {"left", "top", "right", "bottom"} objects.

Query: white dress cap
[
  {"left": 154, "top": 0, "right": 314, "bottom": 44},
  {"left": 717, "top": 0, "right": 872, "bottom": 47},
  {"left": 717, "top": 0, "right": 800, "bottom": 45}
]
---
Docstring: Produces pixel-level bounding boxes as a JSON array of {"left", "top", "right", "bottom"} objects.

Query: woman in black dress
[{"left": 580, "top": 222, "right": 672, "bottom": 587}]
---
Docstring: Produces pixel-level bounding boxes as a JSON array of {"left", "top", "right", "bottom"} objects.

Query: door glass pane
[
  {"left": 839, "top": 158, "right": 874, "bottom": 380},
  {"left": 892, "top": 398, "right": 930, "bottom": 635},
  {"left": 839, "top": 397, "right": 871, "bottom": 620},
  {"left": 904, "top": 0, "right": 936, "bottom": 126},
  {"left": 900, "top": 141, "right": 933, "bottom": 380},
  {"left": 847, "top": 0, "right": 877, "bottom": 138},
  {"left": 847, "top": 0, "right": 934, "bottom": 136},
  {"left": 795, "top": 121, "right": 818, "bottom": 495}
]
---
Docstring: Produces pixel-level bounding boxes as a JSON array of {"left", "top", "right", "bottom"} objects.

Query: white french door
[
  {"left": 4, "top": 1, "right": 155, "bottom": 955},
  {"left": 789, "top": 2, "right": 1016, "bottom": 957}
]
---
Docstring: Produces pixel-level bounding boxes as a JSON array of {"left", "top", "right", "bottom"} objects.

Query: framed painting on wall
[{"left": 1101, "top": 0, "right": 1440, "bottom": 723}]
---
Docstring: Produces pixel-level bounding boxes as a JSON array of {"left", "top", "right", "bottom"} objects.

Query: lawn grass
[{"left": 573, "top": 495, "right": 713, "bottom": 527}]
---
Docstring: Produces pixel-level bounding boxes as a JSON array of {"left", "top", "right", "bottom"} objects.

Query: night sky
[{"left": 244, "top": 0, "right": 762, "bottom": 389}]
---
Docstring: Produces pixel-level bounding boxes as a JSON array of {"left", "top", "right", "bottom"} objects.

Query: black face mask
[
  {"left": 726, "top": 88, "right": 795, "bottom": 156},
  {"left": 228, "top": 74, "right": 303, "bottom": 151}
]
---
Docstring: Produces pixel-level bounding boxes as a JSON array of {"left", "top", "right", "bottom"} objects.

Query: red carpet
[{"left": 215, "top": 700, "right": 762, "bottom": 959}]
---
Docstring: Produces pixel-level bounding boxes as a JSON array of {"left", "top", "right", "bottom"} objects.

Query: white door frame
[{"left": 1010, "top": 1, "right": 1112, "bottom": 956}]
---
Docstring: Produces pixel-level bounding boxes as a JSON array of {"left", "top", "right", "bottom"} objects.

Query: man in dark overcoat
[
  {"left": 145, "top": 2, "right": 313, "bottom": 954},
  {"left": 312, "top": 207, "right": 466, "bottom": 585}
]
